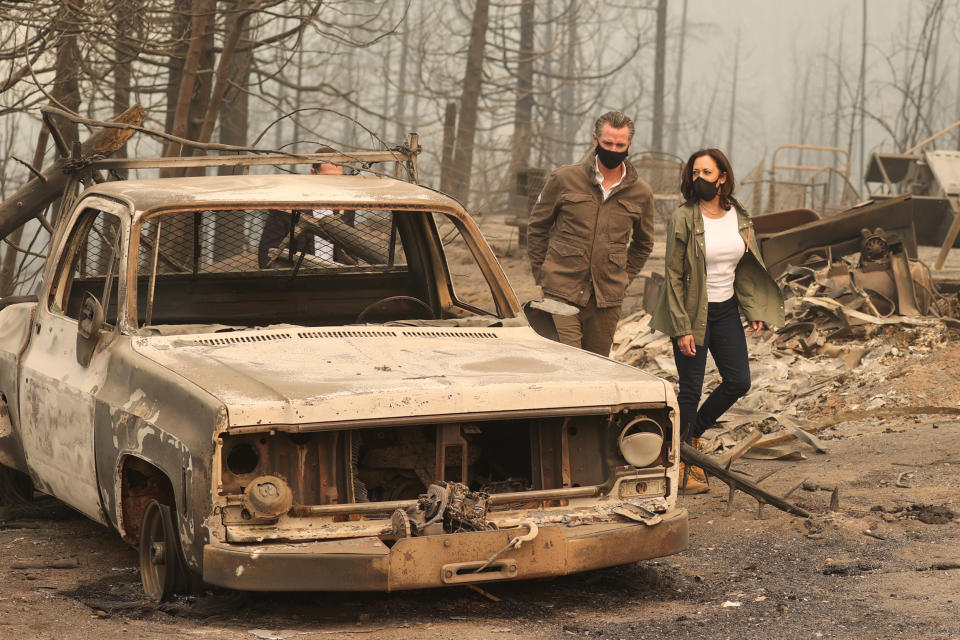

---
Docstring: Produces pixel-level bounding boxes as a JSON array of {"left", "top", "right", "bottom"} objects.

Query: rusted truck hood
[{"left": 131, "top": 326, "right": 671, "bottom": 427}]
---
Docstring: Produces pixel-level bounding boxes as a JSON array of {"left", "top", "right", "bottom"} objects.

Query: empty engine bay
[{"left": 218, "top": 410, "right": 673, "bottom": 512}]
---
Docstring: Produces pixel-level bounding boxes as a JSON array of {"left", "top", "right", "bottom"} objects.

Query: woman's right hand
[{"left": 676, "top": 334, "right": 696, "bottom": 357}]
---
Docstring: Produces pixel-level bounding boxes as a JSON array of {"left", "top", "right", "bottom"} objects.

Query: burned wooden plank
[
  {"left": 716, "top": 428, "right": 763, "bottom": 468},
  {"left": 755, "top": 406, "right": 960, "bottom": 449}
]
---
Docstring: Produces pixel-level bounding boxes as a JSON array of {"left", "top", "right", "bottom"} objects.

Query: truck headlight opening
[{"left": 618, "top": 417, "right": 664, "bottom": 468}]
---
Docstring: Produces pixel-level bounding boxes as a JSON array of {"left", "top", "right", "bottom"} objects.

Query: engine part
[
  {"left": 408, "top": 481, "right": 492, "bottom": 535},
  {"left": 242, "top": 474, "right": 293, "bottom": 519}
]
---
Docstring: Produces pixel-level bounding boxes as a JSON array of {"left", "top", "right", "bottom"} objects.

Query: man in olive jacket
[{"left": 527, "top": 111, "right": 655, "bottom": 356}]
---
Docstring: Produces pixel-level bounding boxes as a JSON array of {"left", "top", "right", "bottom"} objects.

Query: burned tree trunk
[
  {"left": 0, "top": 133, "right": 48, "bottom": 296},
  {"left": 163, "top": 0, "right": 216, "bottom": 166},
  {"left": 112, "top": 0, "right": 138, "bottom": 175},
  {"left": 161, "top": 0, "right": 216, "bottom": 269},
  {"left": 667, "top": 0, "right": 688, "bottom": 155},
  {"left": 0, "top": 106, "right": 146, "bottom": 241},
  {"left": 651, "top": 0, "right": 667, "bottom": 152},
  {"left": 449, "top": 0, "right": 490, "bottom": 206},
  {"left": 440, "top": 102, "right": 457, "bottom": 194},
  {"left": 50, "top": 1, "right": 83, "bottom": 149},
  {"left": 512, "top": 0, "right": 535, "bottom": 172},
  {"left": 214, "top": 0, "right": 254, "bottom": 263},
  {"left": 164, "top": 0, "right": 191, "bottom": 136}
]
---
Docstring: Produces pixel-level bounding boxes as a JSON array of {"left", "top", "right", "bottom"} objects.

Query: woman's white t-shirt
[{"left": 702, "top": 207, "right": 745, "bottom": 302}]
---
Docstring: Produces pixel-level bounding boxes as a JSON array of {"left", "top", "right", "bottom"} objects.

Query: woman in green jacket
[{"left": 651, "top": 148, "right": 784, "bottom": 493}]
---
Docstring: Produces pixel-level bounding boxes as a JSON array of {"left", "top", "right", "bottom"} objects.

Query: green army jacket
[
  {"left": 650, "top": 198, "right": 785, "bottom": 344},
  {"left": 527, "top": 152, "right": 655, "bottom": 308}
]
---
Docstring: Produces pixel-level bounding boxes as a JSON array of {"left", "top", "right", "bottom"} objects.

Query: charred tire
[
  {"left": 138, "top": 500, "right": 193, "bottom": 602},
  {"left": 0, "top": 465, "right": 34, "bottom": 505}
]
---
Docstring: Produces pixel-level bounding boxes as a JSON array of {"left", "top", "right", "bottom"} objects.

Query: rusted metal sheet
[
  {"left": 925, "top": 150, "right": 960, "bottom": 195},
  {"left": 864, "top": 144, "right": 960, "bottom": 256},
  {"left": 756, "top": 195, "right": 917, "bottom": 279},
  {"left": 751, "top": 208, "right": 820, "bottom": 235}
]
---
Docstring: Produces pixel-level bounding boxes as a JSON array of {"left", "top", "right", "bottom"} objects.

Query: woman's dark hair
[{"left": 679, "top": 148, "right": 735, "bottom": 209}]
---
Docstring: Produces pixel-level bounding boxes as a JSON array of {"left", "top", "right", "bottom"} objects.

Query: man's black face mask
[{"left": 595, "top": 144, "right": 628, "bottom": 170}]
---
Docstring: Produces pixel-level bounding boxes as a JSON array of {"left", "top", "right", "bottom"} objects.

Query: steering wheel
[{"left": 356, "top": 296, "right": 435, "bottom": 323}]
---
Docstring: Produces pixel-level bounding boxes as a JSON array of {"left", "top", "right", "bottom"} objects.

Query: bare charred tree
[
  {"left": 831, "top": 19, "right": 844, "bottom": 150},
  {"left": 448, "top": 0, "right": 490, "bottom": 206},
  {"left": 511, "top": 0, "right": 535, "bottom": 175},
  {"left": 50, "top": 2, "right": 84, "bottom": 149},
  {"left": 440, "top": 102, "right": 457, "bottom": 194},
  {"left": 651, "top": 0, "right": 667, "bottom": 152},
  {"left": 162, "top": 0, "right": 216, "bottom": 168},
  {"left": 841, "top": 0, "right": 950, "bottom": 161},
  {"left": 214, "top": 0, "right": 255, "bottom": 262},
  {"left": 725, "top": 27, "right": 740, "bottom": 157},
  {"left": 667, "top": 0, "right": 687, "bottom": 156},
  {"left": 857, "top": 0, "right": 866, "bottom": 180}
]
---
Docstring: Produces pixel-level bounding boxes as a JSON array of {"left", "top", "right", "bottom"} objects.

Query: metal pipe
[
  {"left": 289, "top": 485, "right": 602, "bottom": 517},
  {"left": 291, "top": 499, "right": 415, "bottom": 516},
  {"left": 488, "top": 485, "right": 599, "bottom": 504},
  {"left": 193, "top": 211, "right": 201, "bottom": 277},
  {"left": 78, "top": 152, "right": 417, "bottom": 172},
  {"left": 905, "top": 120, "right": 960, "bottom": 155},
  {"left": 145, "top": 219, "right": 162, "bottom": 326}
]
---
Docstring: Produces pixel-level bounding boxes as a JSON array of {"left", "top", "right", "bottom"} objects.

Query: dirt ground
[{"left": 1, "top": 220, "right": 958, "bottom": 640}]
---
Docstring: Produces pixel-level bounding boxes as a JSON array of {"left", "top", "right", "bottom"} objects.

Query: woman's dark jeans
[{"left": 672, "top": 296, "right": 751, "bottom": 443}]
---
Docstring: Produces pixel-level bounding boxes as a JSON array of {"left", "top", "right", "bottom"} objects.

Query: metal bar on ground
[
  {"left": 934, "top": 196, "right": 960, "bottom": 270},
  {"left": 681, "top": 443, "right": 810, "bottom": 518}
]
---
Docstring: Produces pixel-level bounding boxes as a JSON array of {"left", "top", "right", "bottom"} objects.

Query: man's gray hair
[{"left": 594, "top": 111, "right": 635, "bottom": 141}]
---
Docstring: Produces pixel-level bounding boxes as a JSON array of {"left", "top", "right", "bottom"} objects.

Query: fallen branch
[{"left": 680, "top": 444, "right": 810, "bottom": 518}]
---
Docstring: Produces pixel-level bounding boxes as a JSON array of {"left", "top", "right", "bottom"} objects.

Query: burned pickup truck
[{"left": 0, "top": 140, "right": 686, "bottom": 600}]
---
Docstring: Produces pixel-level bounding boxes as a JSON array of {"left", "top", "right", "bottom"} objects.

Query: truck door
[{"left": 18, "top": 202, "right": 127, "bottom": 523}]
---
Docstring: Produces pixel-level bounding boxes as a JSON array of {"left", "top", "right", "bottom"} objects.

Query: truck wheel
[
  {"left": 138, "top": 500, "right": 187, "bottom": 602},
  {"left": 0, "top": 465, "right": 34, "bottom": 505}
]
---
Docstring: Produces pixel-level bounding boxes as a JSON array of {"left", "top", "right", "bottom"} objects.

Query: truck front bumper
[{"left": 202, "top": 507, "right": 688, "bottom": 591}]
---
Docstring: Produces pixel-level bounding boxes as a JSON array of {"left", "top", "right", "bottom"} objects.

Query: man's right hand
[{"left": 676, "top": 334, "right": 696, "bottom": 357}]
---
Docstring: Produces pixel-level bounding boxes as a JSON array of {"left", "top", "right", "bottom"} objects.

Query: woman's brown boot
[
  {"left": 678, "top": 461, "right": 709, "bottom": 494},
  {"left": 689, "top": 438, "right": 709, "bottom": 484}
]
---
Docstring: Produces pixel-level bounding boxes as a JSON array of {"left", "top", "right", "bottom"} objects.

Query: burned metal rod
[{"left": 681, "top": 444, "right": 810, "bottom": 518}]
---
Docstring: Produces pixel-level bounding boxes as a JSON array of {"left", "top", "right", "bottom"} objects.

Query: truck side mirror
[
  {"left": 522, "top": 298, "right": 578, "bottom": 342},
  {"left": 76, "top": 292, "right": 104, "bottom": 366}
]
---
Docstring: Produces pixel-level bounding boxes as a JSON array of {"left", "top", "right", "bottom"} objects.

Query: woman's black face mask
[{"left": 693, "top": 176, "right": 720, "bottom": 201}]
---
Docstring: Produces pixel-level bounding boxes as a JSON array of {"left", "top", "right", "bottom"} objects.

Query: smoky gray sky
[{"left": 669, "top": 0, "right": 957, "bottom": 187}]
